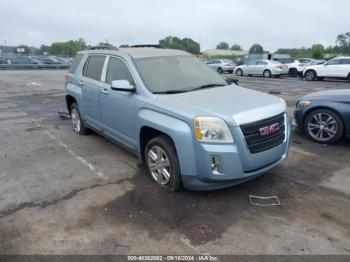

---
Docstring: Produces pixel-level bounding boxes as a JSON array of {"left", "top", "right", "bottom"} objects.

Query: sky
[{"left": 1, "top": 0, "right": 349, "bottom": 52}]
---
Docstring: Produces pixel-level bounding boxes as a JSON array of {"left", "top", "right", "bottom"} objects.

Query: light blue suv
[{"left": 65, "top": 46, "right": 291, "bottom": 191}]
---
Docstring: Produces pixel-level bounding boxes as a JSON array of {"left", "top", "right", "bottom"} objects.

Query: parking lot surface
[{"left": 0, "top": 70, "right": 349, "bottom": 255}]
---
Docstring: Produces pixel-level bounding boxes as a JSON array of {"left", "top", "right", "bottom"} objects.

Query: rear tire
[
  {"left": 263, "top": 69, "right": 272, "bottom": 78},
  {"left": 217, "top": 67, "right": 223, "bottom": 74},
  {"left": 304, "top": 109, "right": 343, "bottom": 144},
  {"left": 305, "top": 70, "right": 316, "bottom": 81},
  {"left": 70, "top": 103, "right": 88, "bottom": 135},
  {"left": 228, "top": 70, "right": 233, "bottom": 74},
  {"left": 145, "top": 135, "right": 182, "bottom": 191},
  {"left": 236, "top": 69, "right": 243, "bottom": 76}
]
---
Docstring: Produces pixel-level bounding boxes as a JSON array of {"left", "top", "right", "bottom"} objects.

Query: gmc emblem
[{"left": 259, "top": 123, "right": 280, "bottom": 136}]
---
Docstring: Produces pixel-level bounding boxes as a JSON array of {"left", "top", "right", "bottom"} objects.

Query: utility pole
[{"left": 4, "top": 40, "right": 7, "bottom": 57}]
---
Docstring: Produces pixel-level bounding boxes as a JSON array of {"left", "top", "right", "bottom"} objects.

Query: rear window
[
  {"left": 83, "top": 55, "right": 106, "bottom": 81},
  {"left": 68, "top": 54, "right": 83, "bottom": 74}
]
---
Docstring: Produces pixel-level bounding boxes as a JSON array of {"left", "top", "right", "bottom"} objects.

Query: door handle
[
  {"left": 78, "top": 80, "right": 84, "bottom": 86},
  {"left": 101, "top": 88, "right": 109, "bottom": 95}
]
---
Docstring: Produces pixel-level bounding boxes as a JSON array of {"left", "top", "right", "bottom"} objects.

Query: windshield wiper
[
  {"left": 189, "top": 83, "right": 227, "bottom": 92},
  {"left": 153, "top": 89, "right": 189, "bottom": 94}
]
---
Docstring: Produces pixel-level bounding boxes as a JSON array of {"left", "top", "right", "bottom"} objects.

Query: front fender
[{"left": 137, "top": 109, "right": 197, "bottom": 176}]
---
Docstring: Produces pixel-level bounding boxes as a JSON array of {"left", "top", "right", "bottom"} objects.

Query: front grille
[{"left": 240, "top": 113, "right": 285, "bottom": 154}]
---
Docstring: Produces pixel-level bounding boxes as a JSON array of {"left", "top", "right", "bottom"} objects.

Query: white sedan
[{"left": 235, "top": 60, "right": 288, "bottom": 78}]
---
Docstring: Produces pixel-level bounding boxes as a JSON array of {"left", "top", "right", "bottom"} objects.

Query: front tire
[
  {"left": 70, "top": 103, "right": 88, "bottom": 135},
  {"left": 263, "top": 69, "right": 272, "bottom": 78},
  {"left": 217, "top": 67, "right": 223, "bottom": 74},
  {"left": 304, "top": 109, "right": 343, "bottom": 144},
  {"left": 236, "top": 69, "right": 243, "bottom": 76},
  {"left": 145, "top": 136, "right": 181, "bottom": 191},
  {"left": 305, "top": 70, "right": 316, "bottom": 81}
]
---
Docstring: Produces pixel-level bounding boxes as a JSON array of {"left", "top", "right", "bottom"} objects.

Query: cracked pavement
[{"left": 0, "top": 70, "right": 349, "bottom": 255}]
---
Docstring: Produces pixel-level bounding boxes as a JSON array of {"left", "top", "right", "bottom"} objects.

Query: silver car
[
  {"left": 235, "top": 60, "right": 288, "bottom": 78},
  {"left": 207, "top": 59, "right": 236, "bottom": 74}
]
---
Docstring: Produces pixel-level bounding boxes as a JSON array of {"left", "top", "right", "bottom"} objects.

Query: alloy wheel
[
  {"left": 305, "top": 71, "right": 315, "bottom": 81},
  {"left": 147, "top": 145, "right": 171, "bottom": 185},
  {"left": 307, "top": 112, "right": 337, "bottom": 142},
  {"left": 71, "top": 108, "right": 81, "bottom": 133}
]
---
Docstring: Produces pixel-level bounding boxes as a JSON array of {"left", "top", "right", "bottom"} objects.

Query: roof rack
[
  {"left": 89, "top": 44, "right": 118, "bottom": 50},
  {"left": 130, "top": 44, "right": 162, "bottom": 48}
]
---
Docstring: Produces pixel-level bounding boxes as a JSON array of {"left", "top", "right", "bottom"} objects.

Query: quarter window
[
  {"left": 83, "top": 55, "right": 106, "bottom": 81},
  {"left": 68, "top": 54, "right": 83, "bottom": 74},
  {"left": 105, "top": 57, "right": 134, "bottom": 85},
  {"left": 340, "top": 59, "right": 350, "bottom": 65}
]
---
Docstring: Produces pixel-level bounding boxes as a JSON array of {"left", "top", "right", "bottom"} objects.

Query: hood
[
  {"left": 155, "top": 85, "right": 286, "bottom": 126},
  {"left": 303, "top": 89, "right": 350, "bottom": 102}
]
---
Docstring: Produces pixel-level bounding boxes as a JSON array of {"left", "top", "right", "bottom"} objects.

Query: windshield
[{"left": 134, "top": 55, "right": 227, "bottom": 93}]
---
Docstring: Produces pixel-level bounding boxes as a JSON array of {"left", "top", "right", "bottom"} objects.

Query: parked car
[
  {"left": 235, "top": 60, "right": 288, "bottom": 78},
  {"left": 294, "top": 89, "right": 350, "bottom": 144},
  {"left": 206, "top": 59, "right": 236, "bottom": 74},
  {"left": 65, "top": 47, "right": 291, "bottom": 191},
  {"left": 286, "top": 58, "right": 325, "bottom": 77},
  {"left": 303, "top": 57, "right": 350, "bottom": 81},
  {"left": 10, "top": 57, "right": 37, "bottom": 65}
]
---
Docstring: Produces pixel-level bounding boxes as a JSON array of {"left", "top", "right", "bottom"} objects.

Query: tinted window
[
  {"left": 340, "top": 59, "right": 350, "bottom": 65},
  {"left": 83, "top": 55, "right": 106, "bottom": 81},
  {"left": 68, "top": 54, "right": 83, "bottom": 74},
  {"left": 325, "top": 59, "right": 339, "bottom": 65},
  {"left": 105, "top": 57, "right": 134, "bottom": 85}
]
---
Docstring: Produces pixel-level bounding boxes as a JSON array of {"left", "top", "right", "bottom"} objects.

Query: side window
[
  {"left": 68, "top": 54, "right": 83, "bottom": 74},
  {"left": 83, "top": 55, "right": 106, "bottom": 81},
  {"left": 105, "top": 57, "right": 134, "bottom": 85},
  {"left": 340, "top": 59, "right": 350, "bottom": 65},
  {"left": 325, "top": 59, "right": 339, "bottom": 66}
]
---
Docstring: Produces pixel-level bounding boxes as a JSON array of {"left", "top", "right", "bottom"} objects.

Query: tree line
[{"left": 2, "top": 32, "right": 350, "bottom": 59}]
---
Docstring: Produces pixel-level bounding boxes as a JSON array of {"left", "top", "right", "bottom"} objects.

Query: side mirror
[{"left": 111, "top": 80, "right": 135, "bottom": 92}]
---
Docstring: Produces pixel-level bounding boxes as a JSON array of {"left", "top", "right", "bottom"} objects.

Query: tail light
[
  {"left": 276, "top": 65, "right": 283, "bottom": 69},
  {"left": 224, "top": 63, "right": 231, "bottom": 67}
]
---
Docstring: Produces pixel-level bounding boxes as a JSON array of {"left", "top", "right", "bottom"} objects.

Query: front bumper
[{"left": 182, "top": 121, "right": 292, "bottom": 191}]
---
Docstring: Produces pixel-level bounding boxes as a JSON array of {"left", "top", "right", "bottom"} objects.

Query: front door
[{"left": 100, "top": 56, "right": 137, "bottom": 150}]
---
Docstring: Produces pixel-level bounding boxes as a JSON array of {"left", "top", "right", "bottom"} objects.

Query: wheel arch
[
  {"left": 65, "top": 95, "right": 77, "bottom": 113},
  {"left": 304, "top": 69, "right": 317, "bottom": 78},
  {"left": 139, "top": 126, "right": 176, "bottom": 161},
  {"left": 137, "top": 109, "right": 197, "bottom": 176}
]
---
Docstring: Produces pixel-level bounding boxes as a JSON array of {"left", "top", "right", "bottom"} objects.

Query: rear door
[
  {"left": 339, "top": 58, "right": 350, "bottom": 78},
  {"left": 81, "top": 55, "right": 106, "bottom": 128},
  {"left": 100, "top": 56, "right": 137, "bottom": 149}
]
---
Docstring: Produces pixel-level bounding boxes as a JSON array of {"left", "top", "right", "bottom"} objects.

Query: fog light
[{"left": 210, "top": 155, "right": 222, "bottom": 175}]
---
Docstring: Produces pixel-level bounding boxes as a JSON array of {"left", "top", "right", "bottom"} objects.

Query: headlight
[
  {"left": 194, "top": 117, "right": 234, "bottom": 143},
  {"left": 297, "top": 100, "right": 311, "bottom": 109}
]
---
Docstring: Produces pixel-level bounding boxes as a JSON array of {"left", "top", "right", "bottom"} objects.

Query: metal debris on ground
[
  {"left": 268, "top": 90, "right": 281, "bottom": 94},
  {"left": 58, "top": 111, "right": 71, "bottom": 119},
  {"left": 249, "top": 195, "right": 281, "bottom": 206}
]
